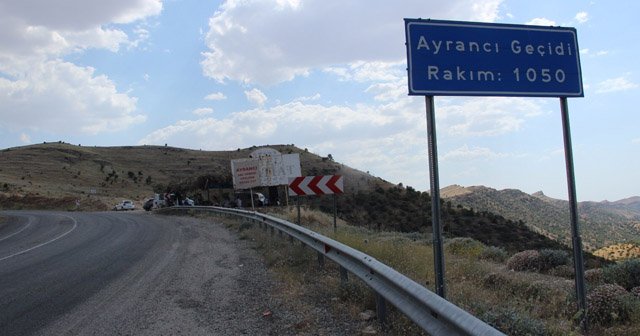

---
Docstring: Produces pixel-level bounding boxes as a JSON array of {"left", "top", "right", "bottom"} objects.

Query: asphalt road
[{"left": 0, "top": 210, "right": 296, "bottom": 336}]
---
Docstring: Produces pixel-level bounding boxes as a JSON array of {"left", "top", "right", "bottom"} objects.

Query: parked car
[
  {"left": 114, "top": 200, "right": 135, "bottom": 211},
  {"left": 233, "top": 192, "right": 267, "bottom": 207}
]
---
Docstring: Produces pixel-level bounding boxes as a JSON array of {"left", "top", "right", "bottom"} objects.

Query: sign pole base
[
  {"left": 560, "top": 97, "right": 588, "bottom": 332},
  {"left": 425, "top": 95, "right": 446, "bottom": 299}
]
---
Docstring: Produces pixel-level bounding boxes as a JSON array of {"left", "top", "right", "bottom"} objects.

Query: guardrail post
[
  {"left": 317, "top": 252, "right": 325, "bottom": 268},
  {"left": 375, "top": 293, "right": 387, "bottom": 327},
  {"left": 270, "top": 226, "right": 275, "bottom": 236},
  {"left": 339, "top": 266, "right": 349, "bottom": 284}
]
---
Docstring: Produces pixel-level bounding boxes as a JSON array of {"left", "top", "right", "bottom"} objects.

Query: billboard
[
  {"left": 230, "top": 158, "right": 260, "bottom": 189},
  {"left": 230, "top": 148, "right": 302, "bottom": 189},
  {"left": 405, "top": 19, "right": 583, "bottom": 97},
  {"left": 249, "top": 148, "right": 301, "bottom": 187}
]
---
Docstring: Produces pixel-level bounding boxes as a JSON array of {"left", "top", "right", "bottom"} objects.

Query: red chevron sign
[{"left": 288, "top": 175, "right": 344, "bottom": 196}]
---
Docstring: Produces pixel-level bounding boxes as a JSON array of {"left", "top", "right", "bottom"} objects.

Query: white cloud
[
  {"left": 0, "top": 0, "right": 160, "bottom": 137},
  {"left": 324, "top": 61, "right": 405, "bottom": 83},
  {"left": 137, "top": 100, "right": 422, "bottom": 174},
  {"left": 193, "top": 107, "right": 214, "bottom": 116},
  {"left": 596, "top": 75, "right": 638, "bottom": 94},
  {"left": 20, "top": 133, "right": 31, "bottom": 144},
  {"left": 244, "top": 88, "right": 268, "bottom": 106},
  {"left": 438, "top": 97, "right": 546, "bottom": 136},
  {"left": 442, "top": 145, "right": 507, "bottom": 161},
  {"left": 0, "top": 60, "right": 145, "bottom": 134},
  {"left": 0, "top": 0, "right": 162, "bottom": 30},
  {"left": 526, "top": 18, "right": 556, "bottom": 26},
  {"left": 293, "top": 93, "right": 321, "bottom": 102},
  {"left": 201, "top": 0, "right": 502, "bottom": 85},
  {"left": 633, "top": 138, "right": 640, "bottom": 144},
  {"left": 204, "top": 92, "right": 227, "bottom": 101},
  {"left": 575, "top": 12, "right": 589, "bottom": 24}
]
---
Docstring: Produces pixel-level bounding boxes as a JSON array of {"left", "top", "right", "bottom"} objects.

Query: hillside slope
[
  {"left": 0, "top": 142, "right": 386, "bottom": 209},
  {"left": 442, "top": 185, "right": 640, "bottom": 251},
  {"left": 0, "top": 142, "right": 581, "bottom": 255}
]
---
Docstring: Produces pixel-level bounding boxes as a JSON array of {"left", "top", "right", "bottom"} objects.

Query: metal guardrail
[{"left": 162, "top": 206, "right": 505, "bottom": 336}]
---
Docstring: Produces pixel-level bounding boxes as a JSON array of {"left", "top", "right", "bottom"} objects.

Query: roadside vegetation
[{"left": 211, "top": 207, "right": 640, "bottom": 335}]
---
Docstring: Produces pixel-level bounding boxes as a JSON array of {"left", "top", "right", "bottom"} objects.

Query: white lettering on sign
[
  {"left": 415, "top": 36, "right": 575, "bottom": 87},
  {"left": 417, "top": 35, "right": 500, "bottom": 55},
  {"left": 511, "top": 40, "right": 572, "bottom": 57},
  {"left": 428, "top": 66, "right": 498, "bottom": 82}
]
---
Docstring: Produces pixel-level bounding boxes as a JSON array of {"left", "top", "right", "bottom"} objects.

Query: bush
[
  {"left": 539, "top": 249, "right": 569, "bottom": 271},
  {"left": 603, "top": 259, "right": 640, "bottom": 290},
  {"left": 587, "top": 284, "right": 637, "bottom": 326},
  {"left": 482, "top": 272, "right": 510, "bottom": 290},
  {"left": 631, "top": 287, "right": 640, "bottom": 299},
  {"left": 507, "top": 250, "right": 541, "bottom": 272},
  {"left": 479, "top": 246, "right": 509, "bottom": 263},
  {"left": 585, "top": 268, "right": 604, "bottom": 287},
  {"left": 481, "top": 308, "right": 547, "bottom": 336},
  {"left": 445, "top": 237, "right": 486, "bottom": 258},
  {"left": 548, "top": 265, "right": 574, "bottom": 278}
]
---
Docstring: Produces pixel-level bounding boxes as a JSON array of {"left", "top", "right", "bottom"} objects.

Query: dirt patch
[{"left": 0, "top": 193, "right": 109, "bottom": 211}]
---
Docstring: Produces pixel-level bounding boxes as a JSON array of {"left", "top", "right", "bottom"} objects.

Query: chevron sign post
[
  {"left": 288, "top": 175, "right": 344, "bottom": 196},
  {"left": 288, "top": 175, "right": 344, "bottom": 232}
]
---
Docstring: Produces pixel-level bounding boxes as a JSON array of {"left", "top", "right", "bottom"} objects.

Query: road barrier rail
[{"left": 160, "top": 206, "right": 504, "bottom": 336}]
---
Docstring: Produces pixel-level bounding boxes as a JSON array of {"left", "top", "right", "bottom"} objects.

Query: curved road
[{"left": 0, "top": 211, "right": 294, "bottom": 335}]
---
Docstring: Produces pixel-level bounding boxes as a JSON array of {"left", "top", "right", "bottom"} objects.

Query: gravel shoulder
[{"left": 29, "top": 213, "right": 300, "bottom": 335}]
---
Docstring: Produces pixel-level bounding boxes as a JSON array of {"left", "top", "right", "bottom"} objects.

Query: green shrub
[
  {"left": 585, "top": 268, "right": 604, "bottom": 287},
  {"left": 445, "top": 237, "right": 486, "bottom": 258},
  {"left": 481, "top": 308, "right": 547, "bottom": 336},
  {"left": 507, "top": 250, "right": 541, "bottom": 272},
  {"left": 631, "top": 286, "right": 640, "bottom": 299},
  {"left": 479, "top": 246, "right": 509, "bottom": 263},
  {"left": 548, "top": 265, "right": 574, "bottom": 278},
  {"left": 587, "top": 284, "right": 637, "bottom": 326},
  {"left": 539, "top": 249, "right": 569, "bottom": 271},
  {"left": 482, "top": 272, "right": 510, "bottom": 290},
  {"left": 603, "top": 259, "right": 640, "bottom": 290}
]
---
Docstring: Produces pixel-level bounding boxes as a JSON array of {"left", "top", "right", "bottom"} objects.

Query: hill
[
  {"left": 0, "top": 142, "right": 584, "bottom": 255},
  {"left": 593, "top": 243, "right": 640, "bottom": 261},
  {"left": 0, "top": 142, "right": 389, "bottom": 210},
  {"left": 441, "top": 185, "right": 640, "bottom": 251}
]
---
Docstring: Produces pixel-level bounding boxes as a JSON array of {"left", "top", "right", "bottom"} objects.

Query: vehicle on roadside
[
  {"left": 233, "top": 192, "right": 268, "bottom": 207},
  {"left": 143, "top": 198, "right": 154, "bottom": 211},
  {"left": 183, "top": 197, "right": 195, "bottom": 206},
  {"left": 113, "top": 200, "right": 135, "bottom": 211}
]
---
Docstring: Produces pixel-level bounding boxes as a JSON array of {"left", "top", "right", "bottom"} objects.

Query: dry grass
[
  {"left": 594, "top": 243, "right": 640, "bottom": 261},
  {"left": 243, "top": 208, "right": 639, "bottom": 335}
]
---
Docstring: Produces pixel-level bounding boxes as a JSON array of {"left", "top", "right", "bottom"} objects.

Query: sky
[{"left": 0, "top": 0, "right": 638, "bottom": 202}]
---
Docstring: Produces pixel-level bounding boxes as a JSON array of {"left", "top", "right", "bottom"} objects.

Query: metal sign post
[
  {"left": 333, "top": 194, "right": 338, "bottom": 234},
  {"left": 405, "top": 18, "right": 587, "bottom": 327},
  {"left": 288, "top": 175, "right": 345, "bottom": 230},
  {"left": 560, "top": 97, "right": 587, "bottom": 330},
  {"left": 425, "top": 95, "right": 446, "bottom": 298}
]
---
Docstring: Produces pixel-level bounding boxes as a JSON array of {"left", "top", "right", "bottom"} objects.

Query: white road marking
[
  {"left": 0, "top": 215, "right": 78, "bottom": 262},
  {"left": 0, "top": 217, "right": 33, "bottom": 242}
]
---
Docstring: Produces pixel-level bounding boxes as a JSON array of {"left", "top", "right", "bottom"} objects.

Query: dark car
[{"left": 143, "top": 198, "right": 154, "bottom": 211}]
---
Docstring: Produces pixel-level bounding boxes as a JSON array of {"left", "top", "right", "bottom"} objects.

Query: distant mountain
[{"left": 441, "top": 185, "right": 640, "bottom": 251}]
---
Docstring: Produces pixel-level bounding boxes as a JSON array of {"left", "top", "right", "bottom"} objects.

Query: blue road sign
[{"left": 405, "top": 19, "right": 584, "bottom": 97}]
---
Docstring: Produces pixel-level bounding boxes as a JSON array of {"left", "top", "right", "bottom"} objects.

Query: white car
[{"left": 114, "top": 200, "right": 135, "bottom": 211}]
